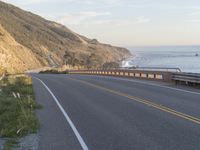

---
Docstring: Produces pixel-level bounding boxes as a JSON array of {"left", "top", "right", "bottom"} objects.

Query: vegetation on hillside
[
  {"left": 39, "top": 69, "right": 69, "bottom": 74},
  {"left": 102, "top": 62, "right": 120, "bottom": 69}
]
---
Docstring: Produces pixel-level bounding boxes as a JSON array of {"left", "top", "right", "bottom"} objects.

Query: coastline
[{"left": 121, "top": 46, "right": 200, "bottom": 73}]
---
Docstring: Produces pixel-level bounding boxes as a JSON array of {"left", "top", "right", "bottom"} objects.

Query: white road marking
[
  {"left": 112, "top": 77, "right": 200, "bottom": 95},
  {"left": 33, "top": 77, "right": 89, "bottom": 150},
  {"left": 79, "top": 75, "right": 200, "bottom": 95}
]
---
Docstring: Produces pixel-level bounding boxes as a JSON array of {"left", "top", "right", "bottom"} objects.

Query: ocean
[{"left": 123, "top": 46, "right": 200, "bottom": 73}]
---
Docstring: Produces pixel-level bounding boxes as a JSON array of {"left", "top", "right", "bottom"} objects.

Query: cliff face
[{"left": 0, "top": 1, "right": 131, "bottom": 73}]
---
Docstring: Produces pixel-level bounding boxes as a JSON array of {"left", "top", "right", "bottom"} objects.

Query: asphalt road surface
[{"left": 32, "top": 74, "right": 200, "bottom": 150}]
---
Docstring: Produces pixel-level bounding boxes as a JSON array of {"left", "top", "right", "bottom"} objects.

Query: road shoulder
[{"left": 32, "top": 77, "right": 82, "bottom": 150}]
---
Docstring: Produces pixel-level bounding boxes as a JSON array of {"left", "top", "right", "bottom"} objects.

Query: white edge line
[
  {"left": 77, "top": 75, "right": 200, "bottom": 95},
  {"left": 113, "top": 77, "right": 200, "bottom": 95},
  {"left": 33, "top": 77, "right": 89, "bottom": 150}
]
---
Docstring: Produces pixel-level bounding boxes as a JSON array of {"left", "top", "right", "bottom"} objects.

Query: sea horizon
[{"left": 123, "top": 45, "right": 200, "bottom": 73}]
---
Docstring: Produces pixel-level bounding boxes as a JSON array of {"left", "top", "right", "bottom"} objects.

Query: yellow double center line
[{"left": 68, "top": 77, "right": 200, "bottom": 125}]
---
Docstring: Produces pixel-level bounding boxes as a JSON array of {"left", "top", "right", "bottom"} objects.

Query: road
[{"left": 32, "top": 74, "right": 200, "bottom": 150}]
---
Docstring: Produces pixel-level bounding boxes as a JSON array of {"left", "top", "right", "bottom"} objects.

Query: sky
[{"left": 2, "top": 0, "right": 200, "bottom": 47}]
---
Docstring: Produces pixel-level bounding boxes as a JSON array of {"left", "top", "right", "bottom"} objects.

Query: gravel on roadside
[
  {"left": 13, "top": 134, "right": 39, "bottom": 150},
  {"left": 0, "top": 138, "right": 6, "bottom": 150}
]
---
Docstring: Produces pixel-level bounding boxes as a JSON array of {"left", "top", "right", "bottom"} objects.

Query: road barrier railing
[
  {"left": 132, "top": 67, "right": 181, "bottom": 72},
  {"left": 68, "top": 69, "right": 173, "bottom": 82},
  {"left": 172, "top": 72, "right": 200, "bottom": 85},
  {"left": 68, "top": 68, "right": 200, "bottom": 86}
]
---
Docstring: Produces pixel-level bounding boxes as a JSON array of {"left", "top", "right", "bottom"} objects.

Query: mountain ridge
[{"left": 0, "top": 1, "right": 131, "bottom": 73}]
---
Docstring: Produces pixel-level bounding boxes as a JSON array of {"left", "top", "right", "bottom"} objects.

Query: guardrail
[
  {"left": 172, "top": 72, "right": 200, "bottom": 85},
  {"left": 93, "top": 67, "right": 181, "bottom": 72},
  {"left": 133, "top": 67, "right": 181, "bottom": 72},
  {"left": 69, "top": 69, "right": 200, "bottom": 85},
  {"left": 69, "top": 69, "right": 173, "bottom": 82}
]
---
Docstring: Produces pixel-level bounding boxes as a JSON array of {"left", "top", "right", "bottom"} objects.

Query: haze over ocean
[{"left": 124, "top": 46, "right": 200, "bottom": 73}]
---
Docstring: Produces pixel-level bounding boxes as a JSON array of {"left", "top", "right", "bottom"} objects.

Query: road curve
[{"left": 32, "top": 74, "right": 200, "bottom": 150}]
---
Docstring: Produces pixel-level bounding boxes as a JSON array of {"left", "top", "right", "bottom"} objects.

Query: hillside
[
  {"left": 0, "top": 25, "right": 42, "bottom": 73},
  {"left": 0, "top": 1, "right": 131, "bottom": 73}
]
